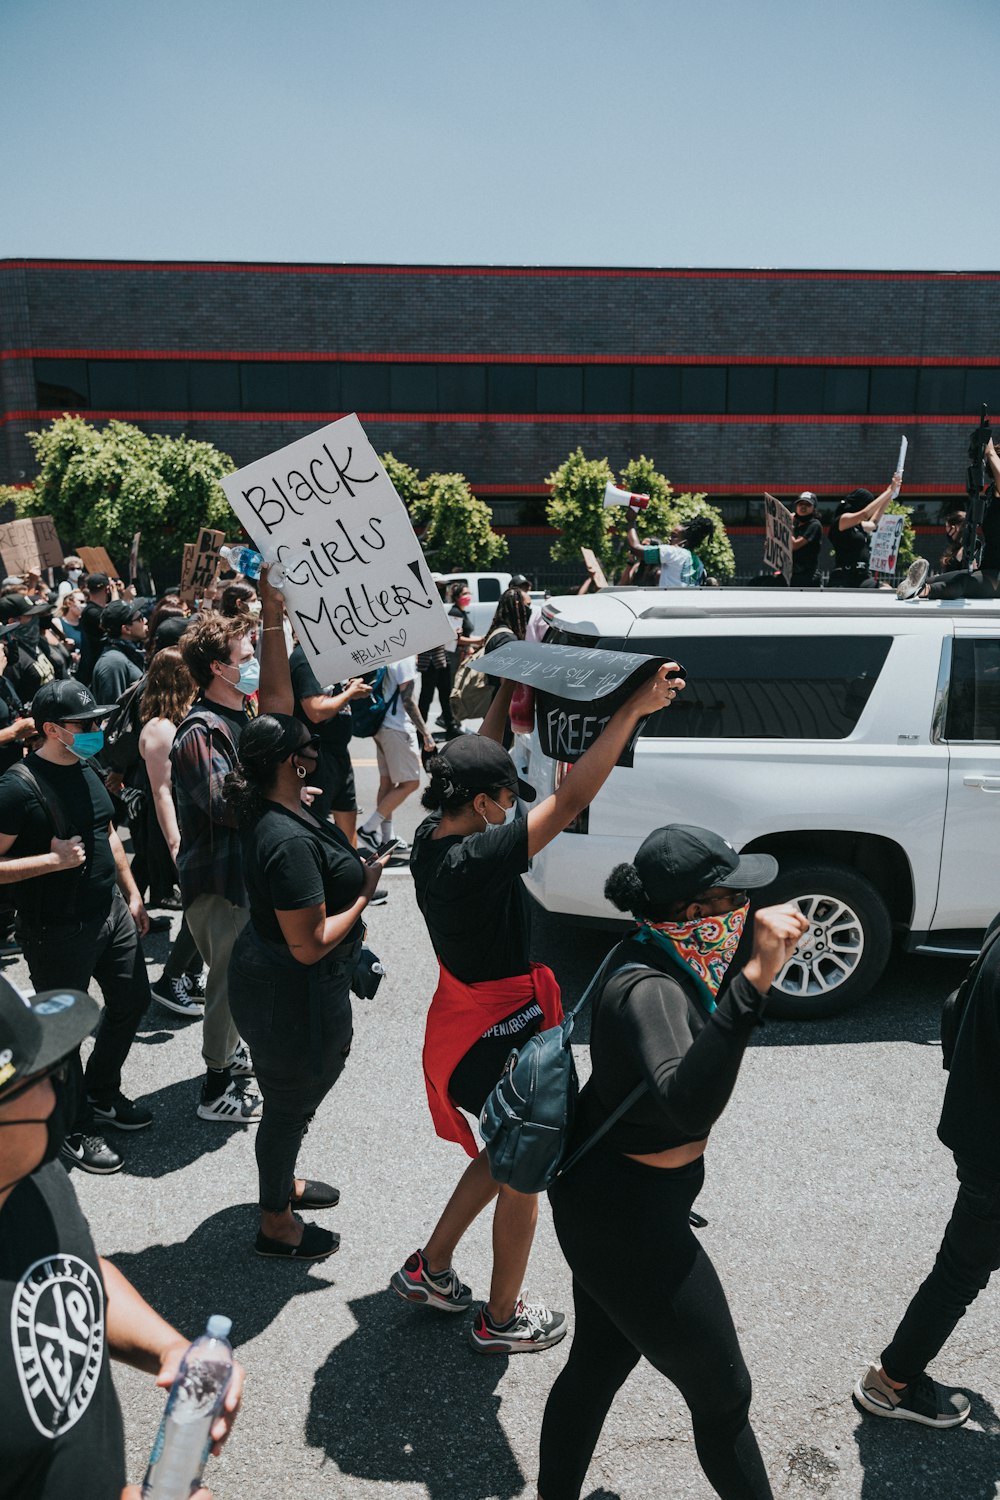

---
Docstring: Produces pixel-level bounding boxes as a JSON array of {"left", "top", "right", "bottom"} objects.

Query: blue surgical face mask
[
  {"left": 66, "top": 729, "right": 104, "bottom": 760},
  {"left": 225, "top": 656, "right": 260, "bottom": 697}
]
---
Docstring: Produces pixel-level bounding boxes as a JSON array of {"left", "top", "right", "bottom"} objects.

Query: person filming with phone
[{"left": 222, "top": 572, "right": 391, "bottom": 1262}]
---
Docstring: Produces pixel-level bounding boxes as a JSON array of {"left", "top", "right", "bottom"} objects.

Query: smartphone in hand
[{"left": 369, "top": 838, "right": 402, "bottom": 861}]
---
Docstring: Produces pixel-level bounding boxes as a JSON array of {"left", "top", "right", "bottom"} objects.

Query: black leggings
[
  {"left": 926, "top": 495, "right": 1000, "bottom": 597},
  {"left": 419, "top": 663, "right": 454, "bottom": 724},
  {"left": 539, "top": 1147, "right": 771, "bottom": 1500}
]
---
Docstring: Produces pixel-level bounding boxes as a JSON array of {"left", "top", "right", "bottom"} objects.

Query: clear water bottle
[
  {"left": 142, "top": 1315, "right": 234, "bottom": 1499},
  {"left": 218, "top": 545, "right": 285, "bottom": 586}
]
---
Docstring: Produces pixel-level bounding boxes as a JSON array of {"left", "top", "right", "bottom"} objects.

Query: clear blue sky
[{"left": 3, "top": 0, "right": 996, "bottom": 269}]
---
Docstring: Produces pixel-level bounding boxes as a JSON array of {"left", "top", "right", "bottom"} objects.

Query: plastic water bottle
[
  {"left": 218, "top": 545, "right": 285, "bottom": 586},
  {"left": 141, "top": 1316, "right": 234, "bottom": 1499}
]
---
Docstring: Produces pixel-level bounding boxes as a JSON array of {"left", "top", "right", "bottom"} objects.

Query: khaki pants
[{"left": 186, "top": 893, "right": 249, "bottom": 1070}]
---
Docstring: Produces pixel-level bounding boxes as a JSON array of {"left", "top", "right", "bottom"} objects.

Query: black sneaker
[
  {"left": 356, "top": 828, "right": 380, "bottom": 855},
  {"left": 368, "top": 887, "right": 389, "bottom": 906},
  {"left": 151, "top": 975, "right": 202, "bottom": 1017},
  {"left": 854, "top": 1363, "right": 971, "bottom": 1427},
  {"left": 88, "top": 1093, "right": 153, "bottom": 1131},
  {"left": 60, "top": 1131, "right": 124, "bottom": 1174},
  {"left": 469, "top": 1299, "right": 568, "bottom": 1354},
  {"left": 390, "top": 1248, "right": 473, "bottom": 1313},
  {"left": 182, "top": 971, "right": 206, "bottom": 999},
  {"left": 146, "top": 913, "right": 172, "bottom": 933}
]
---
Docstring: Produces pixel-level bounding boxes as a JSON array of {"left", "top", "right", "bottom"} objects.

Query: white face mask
[{"left": 483, "top": 794, "right": 517, "bottom": 828}]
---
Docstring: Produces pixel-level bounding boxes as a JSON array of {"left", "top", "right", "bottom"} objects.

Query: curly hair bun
[{"left": 604, "top": 862, "right": 649, "bottom": 918}]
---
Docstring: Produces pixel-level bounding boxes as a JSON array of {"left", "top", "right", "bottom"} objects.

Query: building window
[
  {"left": 34, "top": 359, "right": 89, "bottom": 407},
  {"left": 727, "top": 366, "right": 776, "bottom": 414},
  {"left": 488, "top": 365, "right": 536, "bottom": 412},
  {"left": 537, "top": 366, "right": 583, "bottom": 413}
]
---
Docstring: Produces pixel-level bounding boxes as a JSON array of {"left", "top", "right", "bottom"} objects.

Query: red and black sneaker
[
  {"left": 469, "top": 1299, "right": 568, "bottom": 1355},
  {"left": 390, "top": 1248, "right": 473, "bottom": 1313}
]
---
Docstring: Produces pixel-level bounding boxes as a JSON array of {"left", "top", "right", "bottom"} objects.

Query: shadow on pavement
[
  {"left": 306, "top": 1289, "right": 525, "bottom": 1500},
  {"left": 111, "top": 1077, "right": 247, "bottom": 1177},
  {"left": 108, "top": 1204, "right": 330, "bottom": 1344},
  {"left": 854, "top": 1391, "right": 1000, "bottom": 1498}
]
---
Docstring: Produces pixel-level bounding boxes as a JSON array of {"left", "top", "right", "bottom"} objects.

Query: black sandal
[
  {"left": 290, "top": 1179, "right": 340, "bottom": 1210},
  {"left": 254, "top": 1222, "right": 340, "bottom": 1260}
]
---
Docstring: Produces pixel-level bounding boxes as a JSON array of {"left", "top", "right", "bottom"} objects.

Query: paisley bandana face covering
[{"left": 636, "top": 903, "right": 750, "bottom": 1011}]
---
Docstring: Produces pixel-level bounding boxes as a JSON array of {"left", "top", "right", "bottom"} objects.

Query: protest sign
[
  {"left": 0, "top": 517, "right": 63, "bottom": 578},
  {"left": 479, "top": 641, "right": 665, "bottom": 766},
  {"left": 763, "top": 494, "right": 794, "bottom": 582},
  {"left": 220, "top": 414, "right": 452, "bottom": 684},
  {"left": 129, "top": 531, "right": 141, "bottom": 585},
  {"left": 870, "top": 514, "right": 905, "bottom": 576},
  {"left": 580, "top": 546, "right": 608, "bottom": 591},
  {"left": 180, "top": 527, "right": 225, "bottom": 602},
  {"left": 78, "top": 545, "right": 117, "bottom": 578}
]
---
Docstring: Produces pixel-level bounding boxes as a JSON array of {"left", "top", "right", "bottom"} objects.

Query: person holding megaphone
[{"left": 609, "top": 484, "right": 715, "bottom": 589}]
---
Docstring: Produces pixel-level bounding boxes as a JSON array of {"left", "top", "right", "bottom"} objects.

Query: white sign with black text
[
  {"left": 869, "top": 514, "right": 905, "bottom": 576},
  {"left": 220, "top": 414, "right": 452, "bottom": 683},
  {"left": 763, "top": 493, "right": 794, "bottom": 582}
]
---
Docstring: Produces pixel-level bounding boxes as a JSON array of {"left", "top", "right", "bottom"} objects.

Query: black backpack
[
  {"left": 480, "top": 943, "right": 651, "bottom": 1194},
  {"left": 99, "top": 675, "right": 146, "bottom": 775},
  {"left": 349, "top": 667, "right": 400, "bottom": 739},
  {"left": 941, "top": 920, "right": 1000, "bottom": 1070}
]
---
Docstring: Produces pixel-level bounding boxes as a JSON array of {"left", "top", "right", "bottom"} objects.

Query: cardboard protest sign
[
  {"left": 580, "top": 546, "right": 608, "bottom": 591},
  {"left": 763, "top": 494, "right": 794, "bottom": 582},
  {"left": 220, "top": 414, "right": 452, "bottom": 683},
  {"left": 0, "top": 517, "right": 63, "bottom": 578},
  {"left": 479, "top": 641, "right": 664, "bottom": 766},
  {"left": 77, "top": 545, "right": 117, "bottom": 579},
  {"left": 180, "top": 527, "right": 225, "bottom": 602},
  {"left": 869, "top": 514, "right": 905, "bottom": 575}
]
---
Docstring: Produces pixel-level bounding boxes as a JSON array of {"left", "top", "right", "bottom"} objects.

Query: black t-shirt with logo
[
  {"left": 828, "top": 505, "right": 870, "bottom": 569},
  {"left": 0, "top": 756, "right": 117, "bottom": 922},
  {"left": 410, "top": 812, "right": 531, "bottom": 982},
  {"left": 289, "top": 645, "right": 352, "bottom": 751},
  {"left": 0, "top": 679, "right": 25, "bottom": 777},
  {"left": 0, "top": 1162, "right": 126, "bottom": 1499},
  {"left": 241, "top": 803, "right": 365, "bottom": 948}
]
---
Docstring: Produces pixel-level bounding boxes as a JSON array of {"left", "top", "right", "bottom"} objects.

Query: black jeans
[
  {"left": 881, "top": 1155, "right": 1000, "bottom": 1384},
  {"left": 228, "top": 925, "right": 355, "bottom": 1212},
  {"left": 17, "top": 887, "right": 151, "bottom": 1129},
  {"left": 539, "top": 1146, "right": 771, "bottom": 1500},
  {"left": 419, "top": 663, "right": 455, "bottom": 726},
  {"left": 161, "top": 914, "right": 204, "bottom": 983}
]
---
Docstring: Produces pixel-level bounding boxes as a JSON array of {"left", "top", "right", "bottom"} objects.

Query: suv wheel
[{"left": 758, "top": 862, "right": 892, "bottom": 1019}]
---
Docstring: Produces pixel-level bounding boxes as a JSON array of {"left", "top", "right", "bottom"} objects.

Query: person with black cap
[
  {"left": 0, "top": 971, "right": 244, "bottom": 1498},
  {"left": 0, "top": 679, "right": 153, "bottom": 1176},
  {"left": 90, "top": 602, "right": 147, "bottom": 703},
  {"left": 791, "top": 492, "right": 823, "bottom": 587},
  {"left": 77, "top": 574, "right": 113, "bottom": 687},
  {"left": 827, "top": 473, "right": 901, "bottom": 588},
  {"left": 0, "top": 595, "right": 57, "bottom": 703},
  {"left": 536, "top": 827, "right": 807, "bottom": 1500},
  {"left": 391, "top": 661, "right": 681, "bottom": 1355}
]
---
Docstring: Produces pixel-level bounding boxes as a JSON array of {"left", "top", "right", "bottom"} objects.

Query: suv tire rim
[{"left": 775, "top": 893, "right": 865, "bottom": 998}]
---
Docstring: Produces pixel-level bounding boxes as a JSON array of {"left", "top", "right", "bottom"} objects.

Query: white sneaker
[
  {"left": 226, "top": 1041, "right": 255, "bottom": 1077},
  {"left": 197, "top": 1080, "right": 262, "bottom": 1124},
  {"left": 896, "top": 557, "right": 930, "bottom": 600}
]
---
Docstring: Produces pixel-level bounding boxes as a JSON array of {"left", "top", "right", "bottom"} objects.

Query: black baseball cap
[
  {"left": 0, "top": 972, "right": 99, "bottom": 1100},
  {"left": 436, "top": 734, "right": 536, "bottom": 802},
  {"left": 510, "top": 573, "right": 531, "bottom": 589},
  {"left": 796, "top": 492, "right": 818, "bottom": 507},
  {"left": 0, "top": 595, "right": 51, "bottom": 623},
  {"left": 100, "top": 600, "right": 143, "bottom": 636},
  {"left": 633, "top": 824, "right": 777, "bottom": 911},
  {"left": 31, "top": 679, "right": 118, "bottom": 726},
  {"left": 86, "top": 573, "right": 110, "bottom": 591}
]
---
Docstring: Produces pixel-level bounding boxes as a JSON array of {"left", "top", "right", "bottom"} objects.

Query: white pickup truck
[{"left": 515, "top": 588, "right": 1000, "bottom": 1017}]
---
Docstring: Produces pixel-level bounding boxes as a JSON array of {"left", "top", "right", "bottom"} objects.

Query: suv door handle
[{"left": 964, "top": 775, "right": 1000, "bottom": 792}]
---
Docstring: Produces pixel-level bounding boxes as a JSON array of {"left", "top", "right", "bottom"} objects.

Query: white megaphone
[{"left": 603, "top": 481, "right": 650, "bottom": 511}]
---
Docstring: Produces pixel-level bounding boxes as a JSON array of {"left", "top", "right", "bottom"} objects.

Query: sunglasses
[
  {"left": 293, "top": 735, "right": 321, "bottom": 757},
  {"left": 0, "top": 1059, "right": 69, "bottom": 1108}
]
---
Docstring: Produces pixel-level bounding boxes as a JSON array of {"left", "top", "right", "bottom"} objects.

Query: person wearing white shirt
[
  {"left": 625, "top": 513, "right": 716, "bottom": 589},
  {"left": 357, "top": 656, "right": 434, "bottom": 856}
]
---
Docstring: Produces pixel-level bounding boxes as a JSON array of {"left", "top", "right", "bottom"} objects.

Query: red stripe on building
[{"left": 6, "top": 347, "right": 999, "bottom": 367}]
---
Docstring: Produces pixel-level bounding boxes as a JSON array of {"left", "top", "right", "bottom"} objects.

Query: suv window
[
  {"left": 945, "top": 638, "right": 1000, "bottom": 741},
  {"left": 631, "top": 635, "right": 893, "bottom": 739}
]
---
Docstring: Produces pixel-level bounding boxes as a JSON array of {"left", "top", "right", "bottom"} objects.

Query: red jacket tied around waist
[{"left": 422, "top": 962, "right": 563, "bottom": 1158}]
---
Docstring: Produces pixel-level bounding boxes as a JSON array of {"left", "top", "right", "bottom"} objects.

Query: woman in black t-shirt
[
  {"left": 391, "top": 662, "right": 682, "bottom": 1356},
  {"left": 827, "top": 473, "right": 901, "bottom": 588},
  {"left": 537, "top": 827, "right": 807, "bottom": 1500},
  {"left": 224, "top": 712, "right": 387, "bottom": 1261}
]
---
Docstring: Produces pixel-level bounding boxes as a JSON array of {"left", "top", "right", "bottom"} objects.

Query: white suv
[{"left": 516, "top": 588, "right": 1000, "bottom": 1018}]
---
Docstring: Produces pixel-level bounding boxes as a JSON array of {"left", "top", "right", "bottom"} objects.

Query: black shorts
[
  {"left": 449, "top": 998, "right": 544, "bottom": 1116},
  {"left": 315, "top": 744, "right": 356, "bottom": 816}
]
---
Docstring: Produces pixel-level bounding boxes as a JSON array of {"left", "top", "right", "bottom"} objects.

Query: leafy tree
[
  {"left": 381, "top": 452, "right": 427, "bottom": 521},
  {"left": 417, "top": 472, "right": 508, "bottom": 571},
  {"left": 18, "top": 416, "right": 234, "bottom": 568},
  {"left": 546, "top": 447, "right": 735, "bottom": 581},
  {"left": 0, "top": 486, "right": 30, "bottom": 519}
]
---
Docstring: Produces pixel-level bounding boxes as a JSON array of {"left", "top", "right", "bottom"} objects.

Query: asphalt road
[{"left": 22, "top": 755, "right": 1000, "bottom": 1500}]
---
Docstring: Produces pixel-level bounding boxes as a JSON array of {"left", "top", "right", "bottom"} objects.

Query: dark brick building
[{"left": 2, "top": 258, "right": 997, "bottom": 578}]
